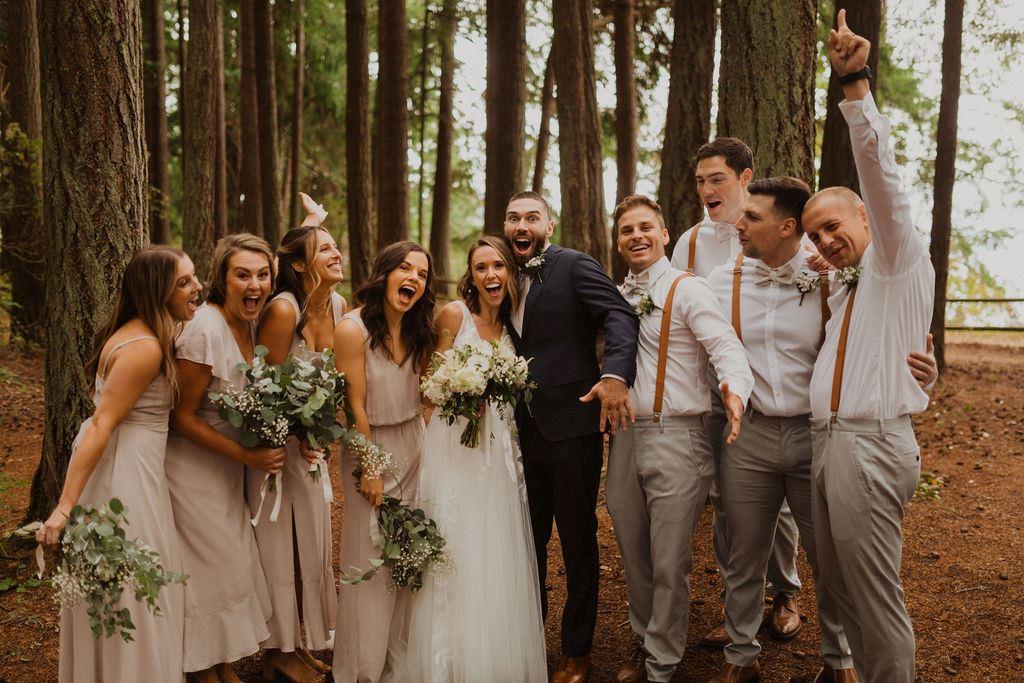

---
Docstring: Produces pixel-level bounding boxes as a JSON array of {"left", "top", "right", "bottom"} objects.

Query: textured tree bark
[
  {"left": 27, "top": 1, "right": 148, "bottom": 520},
  {"left": 376, "top": 0, "right": 410, "bottom": 247},
  {"left": 346, "top": 0, "right": 374, "bottom": 288},
  {"left": 182, "top": 0, "right": 219, "bottom": 283},
  {"left": 531, "top": 49, "right": 555, "bottom": 194},
  {"left": 657, "top": 0, "right": 715, "bottom": 247},
  {"left": 818, "top": 0, "right": 883, "bottom": 193},
  {"left": 1, "top": 0, "right": 46, "bottom": 341},
  {"left": 929, "top": 0, "right": 965, "bottom": 370},
  {"left": 177, "top": 0, "right": 186, "bottom": 139},
  {"left": 717, "top": 0, "right": 816, "bottom": 180},
  {"left": 612, "top": 0, "right": 637, "bottom": 281},
  {"left": 483, "top": 0, "right": 527, "bottom": 236},
  {"left": 430, "top": 0, "right": 457, "bottom": 295},
  {"left": 142, "top": 0, "right": 171, "bottom": 243},
  {"left": 552, "top": 0, "right": 608, "bottom": 268},
  {"left": 213, "top": 3, "right": 228, "bottom": 241},
  {"left": 239, "top": 0, "right": 263, "bottom": 236},
  {"left": 254, "top": 0, "right": 281, "bottom": 245},
  {"left": 288, "top": 0, "right": 306, "bottom": 229},
  {"left": 416, "top": 6, "right": 431, "bottom": 243}
]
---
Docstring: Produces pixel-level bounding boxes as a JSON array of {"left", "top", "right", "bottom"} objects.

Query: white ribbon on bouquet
[{"left": 250, "top": 472, "right": 283, "bottom": 526}]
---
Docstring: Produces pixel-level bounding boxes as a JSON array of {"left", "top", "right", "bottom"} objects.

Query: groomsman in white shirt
[
  {"left": 801, "top": 12, "right": 935, "bottom": 682},
  {"left": 706, "top": 177, "right": 857, "bottom": 683},
  {"left": 670, "top": 138, "right": 806, "bottom": 645},
  {"left": 605, "top": 194, "right": 754, "bottom": 683}
]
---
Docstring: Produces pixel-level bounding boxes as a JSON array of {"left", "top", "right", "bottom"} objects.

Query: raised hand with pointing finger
[{"left": 829, "top": 8, "right": 871, "bottom": 76}]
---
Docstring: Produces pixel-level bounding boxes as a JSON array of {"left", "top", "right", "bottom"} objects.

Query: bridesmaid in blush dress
[
  {"left": 37, "top": 246, "right": 202, "bottom": 683},
  {"left": 165, "top": 235, "right": 285, "bottom": 683},
  {"left": 251, "top": 194, "right": 345, "bottom": 681},
  {"left": 331, "top": 241, "right": 438, "bottom": 683}
]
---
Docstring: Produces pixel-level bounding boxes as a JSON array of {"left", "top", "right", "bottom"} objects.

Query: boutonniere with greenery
[
  {"left": 523, "top": 253, "right": 545, "bottom": 281},
  {"left": 794, "top": 269, "right": 822, "bottom": 306},
  {"left": 631, "top": 290, "right": 655, "bottom": 317},
  {"left": 836, "top": 265, "right": 861, "bottom": 288}
]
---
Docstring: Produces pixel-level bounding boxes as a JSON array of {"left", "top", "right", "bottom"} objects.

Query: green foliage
[
  {"left": 914, "top": 471, "right": 947, "bottom": 501},
  {"left": 0, "top": 124, "right": 42, "bottom": 223}
]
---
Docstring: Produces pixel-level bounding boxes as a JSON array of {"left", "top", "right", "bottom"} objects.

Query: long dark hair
[
  {"left": 86, "top": 245, "right": 186, "bottom": 401},
  {"left": 355, "top": 241, "right": 437, "bottom": 369},
  {"left": 457, "top": 235, "right": 520, "bottom": 318},
  {"left": 271, "top": 225, "right": 332, "bottom": 337}
]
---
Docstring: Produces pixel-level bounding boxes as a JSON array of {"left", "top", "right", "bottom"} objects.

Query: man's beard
[{"left": 509, "top": 234, "right": 546, "bottom": 266}]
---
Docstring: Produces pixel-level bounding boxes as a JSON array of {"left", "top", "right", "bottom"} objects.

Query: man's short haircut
[
  {"left": 747, "top": 176, "right": 812, "bottom": 233},
  {"left": 506, "top": 191, "right": 552, "bottom": 219},
  {"left": 612, "top": 194, "right": 665, "bottom": 229},
  {"left": 694, "top": 137, "right": 754, "bottom": 176},
  {"left": 804, "top": 185, "right": 864, "bottom": 217}
]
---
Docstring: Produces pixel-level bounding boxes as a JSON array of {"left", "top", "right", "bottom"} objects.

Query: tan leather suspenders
[
  {"left": 685, "top": 224, "right": 701, "bottom": 274},
  {"left": 830, "top": 284, "right": 857, "bottom": 419},
  {"left": 653, "top": 273, "right": 692, "bottom": 421},
  {"left": 729, "top": 254, "right": 831, "bottom": 346}
]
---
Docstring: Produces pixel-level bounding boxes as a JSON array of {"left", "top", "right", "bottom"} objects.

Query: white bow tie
[
  {"left": 754, "top": 262, "right": 796, "bottom": 287},
  {"left": 712, "top": 221, "right": 736, "bottom": 242},
  {"left": 623, "top": 271, "right": 650, "bottom": 292}
]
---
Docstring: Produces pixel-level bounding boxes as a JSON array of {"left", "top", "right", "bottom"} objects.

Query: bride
[{"left": 391, "top": 235, "right": 547, "bottom": 682}]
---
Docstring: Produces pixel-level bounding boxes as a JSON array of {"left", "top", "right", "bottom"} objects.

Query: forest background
[{"left": 0, "top": 0, "right": 1022, "bottom": 521}]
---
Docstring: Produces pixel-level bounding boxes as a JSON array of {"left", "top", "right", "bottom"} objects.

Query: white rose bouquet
[{"left": 420, "top": 339, "right": 534, "bottom": 448}]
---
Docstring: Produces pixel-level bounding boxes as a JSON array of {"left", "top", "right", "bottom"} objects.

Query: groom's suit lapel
[{"left": 522, "top": 244, "right": 561, "bottom": 337}]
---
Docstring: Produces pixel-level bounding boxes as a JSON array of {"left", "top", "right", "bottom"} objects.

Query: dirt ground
[{"left": 1, "top": 339, "right": 1022, "bottom": 682}]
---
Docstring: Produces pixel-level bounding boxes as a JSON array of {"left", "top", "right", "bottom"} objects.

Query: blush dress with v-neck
[
  {"left": 58, "top": 336, "right": 185, "bottom": 683},
  {"left": 164, "top": 303, "right": 272, "bottom": 672},
  {"left": 332, "top": 308, "right": 425, "bottom": 683}
]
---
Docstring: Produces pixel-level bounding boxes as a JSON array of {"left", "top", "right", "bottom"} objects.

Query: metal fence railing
[{"left": 945, "top": 298, "right": 1024, "bottom": 332}]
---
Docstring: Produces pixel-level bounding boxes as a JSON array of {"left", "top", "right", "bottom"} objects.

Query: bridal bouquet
[
  {"left": 280, "top": 346, "right": 348, "bottom": 491},
  {"left": 341, "top": 432, "right": 448, "bottom": 593},
  {"left": 420, "top": 339, "right": 534, "bottom": 448},
  {"left": 16, "top": 499, "right": 187, "bottom": 642}
]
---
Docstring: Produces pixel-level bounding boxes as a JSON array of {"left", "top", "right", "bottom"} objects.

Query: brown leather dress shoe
[
  {"left": 788, "top": 664, "right": 860, "bottom": 683},
  {"left": 551, "top": 655, "right": 591, "bottom": 683},
  {"left": 616, "top": 643, "right": 647, "bottom": 683},
  {"left": 701, "top": 622, "right": 732, "bottom": 647},
  {"left": 708, "top": 660, "right": 761, "bottom": 683},
  {"left": 769, "top": 594, "right": 802, "bottom": 640}
]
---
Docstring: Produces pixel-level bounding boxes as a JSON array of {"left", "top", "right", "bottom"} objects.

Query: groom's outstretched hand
[
  {"left": 580, "top": 377, "right": 635, "bottom": 434},
  {"left": 721, "top": 382, "right": 744, "bottom": 445}
]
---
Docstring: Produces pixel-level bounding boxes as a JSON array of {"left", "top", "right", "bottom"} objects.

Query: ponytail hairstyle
[
  {"left": 355, "top": 241, "right": 438, "bottom": 370},
  {"left": 86, "top": 245, "right": 188, "bottom": 402},
  {"left": 271, "top": 225, "right": 331, "bottom": 337}
]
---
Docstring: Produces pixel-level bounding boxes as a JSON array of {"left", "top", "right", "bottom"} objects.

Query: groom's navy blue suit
[{"left": 509, "top": 243, "right": 639, "bottom": 657}]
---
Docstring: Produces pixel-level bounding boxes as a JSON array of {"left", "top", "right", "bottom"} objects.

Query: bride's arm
[{"left": 421, "top": 302, "right": 463, "bottom": 423}]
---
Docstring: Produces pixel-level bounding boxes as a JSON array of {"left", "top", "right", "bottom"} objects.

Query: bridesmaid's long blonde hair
[{"left": 86, "top": 246, "right": 187, "bottom": 402}]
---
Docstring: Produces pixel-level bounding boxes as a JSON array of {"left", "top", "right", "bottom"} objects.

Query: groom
[{"left": 504, "top": 191, "right": 639, "bottom": 683}]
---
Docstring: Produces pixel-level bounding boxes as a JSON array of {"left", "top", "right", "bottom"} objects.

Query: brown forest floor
[{"left": 0, "top": 337, "right": 1022, "bottom": 682}]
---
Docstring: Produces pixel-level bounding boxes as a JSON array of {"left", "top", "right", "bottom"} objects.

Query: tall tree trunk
[
  {"left": 612, "top": 0, "right": 637, "bottom": 281},
  {"left": 818, "top": 0, "right": 883, "bottom": 192},
  {"left": 376, "top": 0, "right": 410, "bottom": 247},
  {"left": 552, "top": 0, "right": 608, "bottom": 268},
  {"left": 254, "top": 0, "right": 281, "bottom": 245},
  {"left": 213, "top": 3, "right": 228, "bottom": 241},
  {"left": 717, "top": 0, "right": 816, "bottom": 180},
  {"left": 657, "top": 0, "right": 716, "bottom": 247},
  {"left": 28, "top": 1, "right": 148, "bottom": 520},
  {"left": 239, "top": 0, "right": 263, "bottom": 236},
  {"left": 0, "top": 0, "right": 45, "bottom": 342},
  {"left": 484, "top": 0, "right": 527, "bottom": 236},
  {"left": 416, "top": 6, "right": 431, "bottom": 243},
  {"left": 182, "top": 0, "right": 219, "bottom": 283},
  {"left": 430, "top": 0, "right": 457, "bottom": 295},
  {"left": 531, "top": 48, "right": 555, "bottom": 194},
  {"left": 346, "top": 0, "right": 374, "bottom": 287},
  {"left": 929, "top": 0, "right": 965, "bottom": 371},
  {"left": 288, "top": 0, "right": 306, "bottom": 229},
  {"left": 177, "top": 0, "right": 186, "bottom": 139},
  {"left": 142, "top": 0, "right": 171, "bottom": 243}
]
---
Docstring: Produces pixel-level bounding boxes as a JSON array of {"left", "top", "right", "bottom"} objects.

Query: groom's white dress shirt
[
  {"left": 708, "top": 248, "right": 825, "bottom": 417},
  {"left": 809, "top": 93, "right": 934, "bottom": 420},
  {"left": 624, "top": 257, "right": 752, "bottom": 418},
  {"left": 670, "top": 217, "right": 739, "bottom": 277}
]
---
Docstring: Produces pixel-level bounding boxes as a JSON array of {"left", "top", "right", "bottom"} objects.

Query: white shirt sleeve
[{"left": 839, "top": 92, "right": 925, "bottom": 275}]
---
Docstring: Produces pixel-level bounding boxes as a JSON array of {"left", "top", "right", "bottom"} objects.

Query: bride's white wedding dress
[{"left": 390, "top": 300, "right": 547, "bottom": 682}]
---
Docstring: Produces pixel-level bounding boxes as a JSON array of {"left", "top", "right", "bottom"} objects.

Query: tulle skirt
[{"left": 388, "top": 406, "right": 548, "bottom": 682}]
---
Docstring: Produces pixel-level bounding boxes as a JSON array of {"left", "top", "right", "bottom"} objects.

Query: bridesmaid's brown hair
[{"left": 206, "top": 233, "right": 276, "bottom": 306}]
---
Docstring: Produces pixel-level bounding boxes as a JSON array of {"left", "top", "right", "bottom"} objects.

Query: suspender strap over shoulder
[
  {"left": 830, "top": 284, "right": 857, "bottom": 419},
  {"left": 653, "top": 273, "right": 692, "bottom": 420},
  {"left": 819, "top": 277, "right": 831, "bottom": 346},
  {"left": 686, "top": 223, "right": 701, "bottom": 274},
  {"left": 730, "top": 252, "right": 744, "bottom": 342}
]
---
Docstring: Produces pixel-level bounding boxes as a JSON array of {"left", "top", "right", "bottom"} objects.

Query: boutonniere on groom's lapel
[
  {"left": 836, "top": 265, "right": 861, "bottom": 288},
  {"left": 523, "top": 253, "right": 545, "bottom": 282}
]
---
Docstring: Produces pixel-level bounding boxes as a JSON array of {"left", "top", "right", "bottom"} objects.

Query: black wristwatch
[{"left": 838, "top": 66, "right": 872, "bottom": 85}]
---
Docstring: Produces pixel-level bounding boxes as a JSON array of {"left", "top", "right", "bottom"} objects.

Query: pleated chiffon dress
[
  {"left": 245, "top": 290, "right": 343, "bottom": 652},
  {"left": 58, "top": 337, "right": 185, "bottom": 683},
  {"left": 164, "top": 304, "right": 272, "bottom": 672},
  {"left": 332, "top": 309, "right": 426, "bottom": 683}
]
